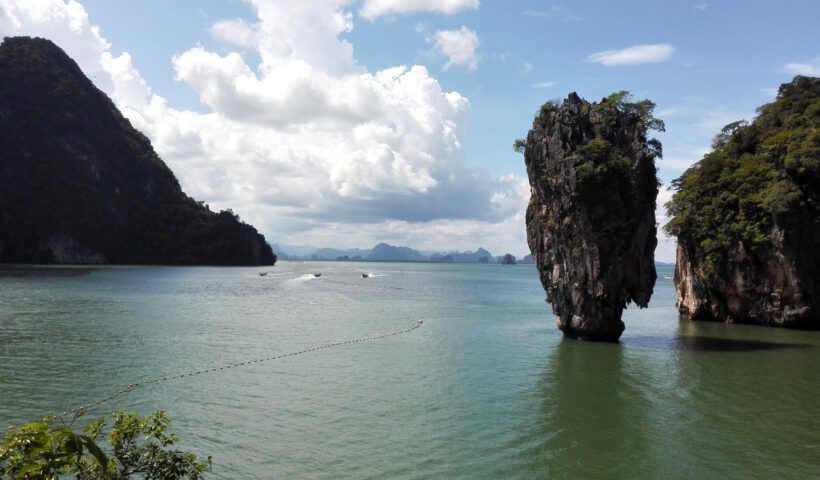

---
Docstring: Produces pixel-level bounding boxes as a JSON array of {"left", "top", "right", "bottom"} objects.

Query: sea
[{"left": 1, "top": 262, "right": 818, "bottom": 479}]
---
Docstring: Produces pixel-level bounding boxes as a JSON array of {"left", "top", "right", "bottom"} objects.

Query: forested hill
[
  {"left": 0, "top": 36, "right": 276, "bottom": 266},
  {"left": 665, "top": 75, "right": 819, "bottom": 328}
]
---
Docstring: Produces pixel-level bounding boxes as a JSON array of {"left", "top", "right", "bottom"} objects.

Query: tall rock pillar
[{"left": 523, "top": 92, "right": 661, "bottom": 341}]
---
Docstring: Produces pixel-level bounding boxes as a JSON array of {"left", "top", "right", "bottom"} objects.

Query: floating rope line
[{"left": 59, "top": 320, "right": 423, "bottom": 421}]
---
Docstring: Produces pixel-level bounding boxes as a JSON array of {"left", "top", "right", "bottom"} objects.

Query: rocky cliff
[
  {"left": 0, "top": 37, "right": 276, "bottom": 266},
  {"left": 666, "top": 76, "right": 819, "bottom": 329},
  {"left": 523, "top": 92, "right": 661, "bottom": 341}
]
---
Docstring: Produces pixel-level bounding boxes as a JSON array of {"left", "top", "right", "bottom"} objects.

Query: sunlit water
[{"left": 1, "top": 262, "right": 818, "bottom": 479}]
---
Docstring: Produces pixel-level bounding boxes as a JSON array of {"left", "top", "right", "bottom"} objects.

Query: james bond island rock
[
  {"left": 0, "top": 37, "right": 276, "bottom": 266},
  {"left": 665, "top": 76, "right": 820, "bottom": 329},
  {"left": 522, "top": 92, "right": 662, "bottom": 341}
]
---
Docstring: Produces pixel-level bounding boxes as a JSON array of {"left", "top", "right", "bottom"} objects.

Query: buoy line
[{"left": 57, "top": 320, "right": 424, "bottom": 421}]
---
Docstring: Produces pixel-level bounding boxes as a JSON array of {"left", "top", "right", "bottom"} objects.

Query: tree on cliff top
[
  {"left": 664, "top": 75, "right": 820, "bottom": 272},
  {"left": 514, "top": 91, "right": 665, "bottom": 158}
]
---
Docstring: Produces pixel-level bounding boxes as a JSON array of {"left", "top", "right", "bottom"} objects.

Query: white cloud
[
  {"left": 693, "top": 3, "right": 708, "bottom": 12},
  {"left": 524, "top": 6, "right": 582, "bottom": 22},
  {"left": 209, "top": 18, "right": 258, "bottom": 48},
  {"left": 531, "top": 81, "right": 557, "bottom": 88},
  {"left": 520, "top": 61, "right": 532, "bottom": 74},
  {"left": 654, "top": 188, "right": 677, "bottom": 263},
  {"left": 782, "top": 56, "right": 820, "bottom": 76},
  {"left": 429, "top": 26, "right": 480, "bottom": 71},
  {"left": 587, "top": 43, "right": 675, "bottom": 67},
  {"left": 1, "top": 0, "right": 530, "bottom": 255},
  {"left": 360, "top": 0, "right": 479, "bottom": 21},
  {"left": 655, "top": 107, "right": 679, "bottom": 117}
]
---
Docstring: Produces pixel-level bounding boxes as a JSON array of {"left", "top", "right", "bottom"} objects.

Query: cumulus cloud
[
  {"left": 587, "top": 43, "right": 675, "bottom": 67},
  {"left": 429, "top": 26, "right": 480, "bottom": 71},
  {"left": 1, "top": 0, "right": 529, "bottom": 254},
  {"left": 360, "top": 0, "right": 479, "bottom": 21}
]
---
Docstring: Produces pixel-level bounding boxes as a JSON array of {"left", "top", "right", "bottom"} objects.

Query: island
[
  {"left": 665, "top": 76, "right": 819, "bottom": 329},
  {"left": 0, "top": 37, "right": 275, "bottom": 266},
  {"left": 521, "top": 92, "right": 662, "bottom": 341}
]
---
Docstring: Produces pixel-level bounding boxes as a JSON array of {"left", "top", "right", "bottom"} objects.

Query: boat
[
  {"left": 362, "top": 273, "right": 370, "bottom": 278},
  {"left": 313, "top": 273, "right": 322, "bottom": 277},
  {"left": 259, "top": 272, "right": 268, "bottom": 277}
]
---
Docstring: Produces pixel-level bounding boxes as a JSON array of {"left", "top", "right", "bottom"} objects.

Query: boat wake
[{"left": 361, "top": 272, "right": 388, "bottom": 278}]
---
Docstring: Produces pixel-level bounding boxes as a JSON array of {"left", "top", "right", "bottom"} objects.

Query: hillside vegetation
[
  {"left": 0, "top": 37, "right": 275, "bottom": 265},
  {"left": 665, "top": 76, "right": 819, "bottom": 272}
]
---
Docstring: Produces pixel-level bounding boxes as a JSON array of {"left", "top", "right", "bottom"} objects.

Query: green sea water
[{"left": 1, "top": 262, "right": 818, "bottom": 479}]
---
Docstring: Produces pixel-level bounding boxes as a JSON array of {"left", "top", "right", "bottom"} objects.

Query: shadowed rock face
[
  {"left": 0, "top": 37, "right": 276, "bottom": 266},
  {"left": 674, "top": 228, "right": 819, "bottom": 328},
  {"left": 524, "top": 93, "right": 659, "bottom": 341}
]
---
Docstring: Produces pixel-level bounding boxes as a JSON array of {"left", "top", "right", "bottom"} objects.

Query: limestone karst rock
[
  {"left": 666, "top": 76, "right": 819, "bottom": 329},
  {"left": 523, "top": 92, "right": 661, "bottom": 341},
  {"left": 0, "top": 37, "right": 276, "bottom": 265}
]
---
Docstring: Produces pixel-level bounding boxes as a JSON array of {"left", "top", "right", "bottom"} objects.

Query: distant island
[
  {"left": 273, "top": 242, "right": 530, "bottom": 264},
  {"left": 0, "top": 37, "right": 275, "bottom": 266}
]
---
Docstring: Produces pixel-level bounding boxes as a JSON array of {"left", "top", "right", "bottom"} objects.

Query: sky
[{"left": 1, "top": 0, "right": 818, "bottom": 261}]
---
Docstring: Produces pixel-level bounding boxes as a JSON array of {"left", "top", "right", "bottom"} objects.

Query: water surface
[{"left": 1, "top": 263, "right": 818, "bottom": 478}]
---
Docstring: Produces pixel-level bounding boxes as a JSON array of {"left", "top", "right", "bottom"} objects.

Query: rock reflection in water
[
  {"left": 518, "top": 339, "right": 653, "bottom": 478},
  {"left": 622, "top": 335, "right": 810, "bottom": 352}
]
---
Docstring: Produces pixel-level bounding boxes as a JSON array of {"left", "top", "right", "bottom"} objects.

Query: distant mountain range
[
  {"left": 273, "top": 242, "right": 674, "bottom": 267},
  {"left": 273, "top": 243, "right": 531, "bottom": 264}
]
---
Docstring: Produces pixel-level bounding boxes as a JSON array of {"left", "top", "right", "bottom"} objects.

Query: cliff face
[
  {"left": 667, "top": 76, "right": 820, "bottom": 329},
  {"left": 524, "top": 92, "right": 660, "bottom": 341},
  {"left": 0, "top": 37, "right": 276, "bottom": 266},
  {"left": 674, "top": 227, "right": 817, "bottom": 327}
]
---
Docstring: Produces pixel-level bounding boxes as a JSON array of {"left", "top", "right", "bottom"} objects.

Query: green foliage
[
  {"left": 519, "top": 90, "right": 663, "bottom": 222},
  {"left": 592, "top": 90, "right": 666, "bottom": 136},
  {"left": 665, "top": 76, "right": 820, "bottom": 273},
  {"left": 0, "top": 419, "right": 107, "bottom": 479},
  {"left": 571, "top": 136, "right": 633, "bottom": 188},
  {"left": 577, "top": 91, "right": 664, "bottom": 189},
  {"left": 0, "top": 411, "right": 210, "bottom": 480},
  {"left": 533, "top": 100, "right": 559, "bottom": 127}
]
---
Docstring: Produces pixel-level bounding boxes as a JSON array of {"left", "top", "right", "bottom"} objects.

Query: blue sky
[{"left": 2, "top": 0, "right": 819, "bottom": 260}]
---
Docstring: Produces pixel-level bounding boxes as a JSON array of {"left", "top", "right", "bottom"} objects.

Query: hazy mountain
[{"left": 367, "top": 243, "right": 427, "bottom": 262}]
